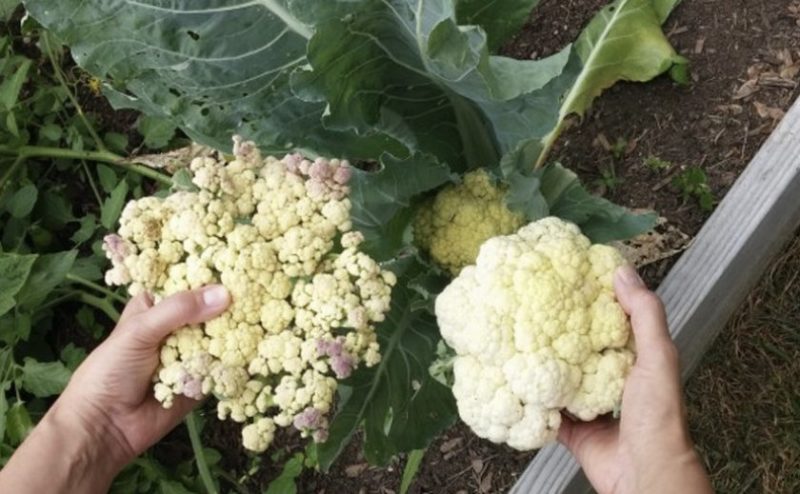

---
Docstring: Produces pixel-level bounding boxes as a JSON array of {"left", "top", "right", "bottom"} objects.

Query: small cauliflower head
[
  {"left": 414, "top": 169, "right": 525, "bottom": 275},
  {"left": 104, "top": 136, "right": 395, "bottom": 453},
  {"left": 435, "top": 217, "right": 634, "bottom": 450}
]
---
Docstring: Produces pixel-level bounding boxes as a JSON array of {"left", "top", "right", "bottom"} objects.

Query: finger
[
  {"left": 121, "top": 285, "right": 230, "bottom": 349},
  {"left": 117, "top": 292, "right": 154, "bottom": 326},
  {"left": 613, "top": 265, "right": 679, "bottom": 369}
]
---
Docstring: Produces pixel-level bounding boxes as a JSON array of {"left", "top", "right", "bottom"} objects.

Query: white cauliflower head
[
  {"left": 435, "top": 217, "right": 634, "bottom": 450},
  {"left": 104, "top": 137, "right": 396, "bottom": 453}
]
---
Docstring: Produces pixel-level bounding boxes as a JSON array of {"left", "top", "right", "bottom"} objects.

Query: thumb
[
  {"left": 120, "top": 285, "right": 230, "bottom": 349},
  {"left": 613, "top": 265, "right": 679, "bottom": 372}
]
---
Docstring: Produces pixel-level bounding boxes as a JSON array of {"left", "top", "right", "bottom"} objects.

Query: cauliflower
[
  {"left": 435, "top": 217, "right": 635, "bottom": 450},
  {"left": 414, "top": 169, "right": 525, "bottom": 275},
  {"left": 104, "top": 136, "right": 395, "bottom": 453}
]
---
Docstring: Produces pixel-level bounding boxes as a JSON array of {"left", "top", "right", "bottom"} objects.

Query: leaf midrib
[
  {"left": 559, "top": 0, "right": 633, "bottom": 120},
  {"left": 327, "top": 295, "right": 414, "bottom": 464}
]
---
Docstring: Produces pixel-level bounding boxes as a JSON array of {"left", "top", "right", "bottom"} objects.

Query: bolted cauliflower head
[
  {"left": 413, "top": 169, "right": 525, "bottom": 275},
  {"left": 104, "top": 136, "right": 395, "bottom": 453},
  {"left": 435, "top": 217, "right": 635, "bottom": 450}
]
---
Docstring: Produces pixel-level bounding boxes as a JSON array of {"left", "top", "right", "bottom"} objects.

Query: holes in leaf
[
  {"left": 168, "top": 87, "right": 181, "bottom": 97},
  {"left": 187, "top": 30, "right": 200, "bottom": 41},
  {"left": 201, "top": 107, "right": 210, "bottom": 116}
]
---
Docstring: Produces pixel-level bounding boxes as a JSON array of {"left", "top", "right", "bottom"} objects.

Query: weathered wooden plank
[{"left": 511, "top": 97, "right": 800, "bottom": 494}]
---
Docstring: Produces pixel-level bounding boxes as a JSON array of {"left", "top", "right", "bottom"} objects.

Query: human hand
[
  {"left": 0, "top": 286, "right": 230, "bottom": 494},
  {"left": 557, "top": 266, "right": 713, "bottom": 494},
  {"left": 57, "top": 285, "right": 231, "bottom": 466}
]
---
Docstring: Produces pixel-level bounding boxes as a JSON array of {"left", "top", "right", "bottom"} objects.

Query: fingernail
[
  {"left": 202, "top": 285, "right": 230, "bottom": 308},
  {"left": 616, "top": 265, "right": 645, "bottom": 287}
]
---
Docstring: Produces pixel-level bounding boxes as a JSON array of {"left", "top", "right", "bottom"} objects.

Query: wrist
[
  {"left": 0, "top": 398, "right": 132, "bottom": 494},
  {"left": 634, "top": 447, "right": 711, "bottom": 494},
  {"left": 43, "top": 397, "right": 133, "bottom": 485}
]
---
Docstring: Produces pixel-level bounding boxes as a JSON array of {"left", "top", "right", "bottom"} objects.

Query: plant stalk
[
  {"left": 186, "top": 412, "right": 219, "bottom": 494},
  {"left": 77, "top": 292, "right": 121, "bottom": 321},
  {"left": 0, "top": 156, "right": 26, "bottom": 192},
  {"left": 534, "top": 119, "right": 567, "bottom": 169},
  {"left": 81, "top": 160, "right": 104, "bottom": 208},
  {"left": 0, "top": 145, "right": 172, "bottom": 186},
  {"left": 216, "top": 470, "right": 251, "bottom": 494},
  {"left": 66, "top": 273, "right": 127, "bottom": 304},
  {"left": 41, "top": 33, "right": 107, "bottom": 153}
]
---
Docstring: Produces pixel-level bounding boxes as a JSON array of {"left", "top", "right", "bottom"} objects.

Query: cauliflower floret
[
  {"left": 414, "top": 169, "right": 525, "bottom": 275},
  {"left": 103, "top": 136, "right": 395, "bottom": 453},
  {"left": 435, "top": 216, "right": 635, "bottom": 451},
  {"left": 241, "top": 417, "right": 276, "bottom": 453}
]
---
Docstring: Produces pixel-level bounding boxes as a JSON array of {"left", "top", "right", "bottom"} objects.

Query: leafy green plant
[
  {"left": 264, "top": 453, "right": 306, "bottom": 494},
  {"left": 0, "top": 18, "right": 223, "bottom": 493},
  {"left": 25, "top": 0, "right": 686, "bottom": 175},
  {"left": 610, "top": 137, "right": 630, "bottom": 161},
  {"left": 596, "top": 162, "right": 623, "bottom": 192},
  {"left": 644, "top": 155, "right": 672, "bottom": 172},
  {"left": 673, "top": 166, "right": 714, "bottom": 211}
]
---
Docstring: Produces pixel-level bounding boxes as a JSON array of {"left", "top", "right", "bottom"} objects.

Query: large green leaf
[
  {"left": 24, "top": 0, "right": 402, "bottom": 158},
  {"left": 25, "top": 0, "right": 569, "bottom": 171},
  {"left": 27, "top": 0, "right": 681, "bottom": 176},
  {"left": 0, "top": 253, "right": 37, "bottom": 318},
  {"left": 532, "top": 0, "right": 686, "bottom": 167},
  {"left": 569, "top": 0, "right": 684, "bottom": 119},
  {"left": 541, "top": 164, "right": 657, "bottom": 242},
  {"left": 456, "top": 0, "right": 540, "bottom": 51},
  {"left": 303, "top": 1, "right": 575, "bottom": 167},
  {"left": 505, "top": 164, "right": 657, "bottom": 243},
  {"left": 318, "top": 259, "right": 457, "bottom": 470},
  {"left": 350, "top": 153, "right": 452, "bottom": 261}
]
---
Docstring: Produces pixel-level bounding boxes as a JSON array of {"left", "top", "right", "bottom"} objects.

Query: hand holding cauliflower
[
  {"left": 103, "top": 137, "right": 396, "bottom": 452},
  {"left": 435, "top": 217, "right": 634, "bottom": 450}
]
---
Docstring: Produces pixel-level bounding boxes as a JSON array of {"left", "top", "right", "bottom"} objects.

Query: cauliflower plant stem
[
  {"left": 435, "top": 217, "right": 635, "bottom": 450},
  {"left": 0, "top": 145, "right": 174, "bottom": 187},
  {"left": 103, "top": 136, "right": 396, "bottom": 454}
]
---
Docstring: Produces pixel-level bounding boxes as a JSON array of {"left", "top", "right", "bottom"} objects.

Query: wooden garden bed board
[{"left": 510, "top": 97, "right": 800, "bottom": 494}]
